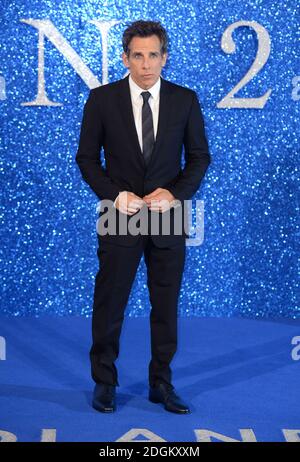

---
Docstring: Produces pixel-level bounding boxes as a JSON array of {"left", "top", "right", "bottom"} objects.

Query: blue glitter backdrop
[{"left": 0, "top": 0, "right": 299, "bottom": 317}]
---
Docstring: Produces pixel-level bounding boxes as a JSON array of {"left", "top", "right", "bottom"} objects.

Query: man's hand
[
  {"left": 143, "top": 188, "right": 175, "bottom": 212},
  {"left": 115, "top": 191, "right": 145, "bottom": 215}
]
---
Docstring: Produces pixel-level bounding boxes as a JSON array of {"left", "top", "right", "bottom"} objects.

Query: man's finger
[
  {"left": 129, "top": 200, "right": 145, "bottom": 207},
  {"left": 148, "top": 202, "right": 161, "bottom": 210},
  {"left": 144, "top": 196, "right": 161, "bottom": 204},
  {"left": 143, "top": 189, "right": 161, "bottom": 199},
  {"left": 127, "top": 207, "right": 139, "bottom": 213},
  {"left": 149, "top": 208, "right": 161, "bottom": 213}
]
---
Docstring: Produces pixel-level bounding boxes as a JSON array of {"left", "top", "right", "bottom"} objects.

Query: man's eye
[{"left": 133, "top": 54, "right": 158, "bottom": 59}]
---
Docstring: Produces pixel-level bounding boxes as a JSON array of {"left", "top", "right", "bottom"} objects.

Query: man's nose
[{"left": 142, "top": 58, "right": 150, "bottom": 68}]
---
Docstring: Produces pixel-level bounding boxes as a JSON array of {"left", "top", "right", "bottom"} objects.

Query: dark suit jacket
[{"left": 76, "top": 74, "right": 210, "bottom": 247}]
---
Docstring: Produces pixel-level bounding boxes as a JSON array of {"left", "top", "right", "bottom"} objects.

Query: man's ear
[
  {"left": 122, "top": 52, "right": 129, "bottom": 68},
  {"left": 162, "top": 52, "right": 168, "bottom": 67}
]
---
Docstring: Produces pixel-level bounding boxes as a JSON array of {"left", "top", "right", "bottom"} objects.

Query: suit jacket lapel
[
  {"left": 148, "top": 77, "right": 171, "bottom": 169},
  {"left": 117, "top": 75, "right": 145, "bottom": 167},
  {"left": 117, "top": 75, "right": 172, "bottom": 169}
]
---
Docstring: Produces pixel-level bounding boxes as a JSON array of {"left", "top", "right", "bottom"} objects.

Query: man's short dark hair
[{"left": 122, "top": 20, "right": 168, "bottom": 56}]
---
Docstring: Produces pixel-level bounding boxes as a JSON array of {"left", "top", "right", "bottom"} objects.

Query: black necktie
[{"left": 141, "top": 91, "right": 154, "bottom": 166}]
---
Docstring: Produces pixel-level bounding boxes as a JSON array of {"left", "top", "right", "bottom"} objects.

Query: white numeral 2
[{"left": 217, "top": 20, "right": 272, "bottom": 109}]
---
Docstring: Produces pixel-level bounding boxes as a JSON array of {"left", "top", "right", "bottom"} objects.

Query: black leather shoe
[
  {"left": 92, "top": 383, "right": 116, "bottom": 413},
  {"left": 149, "top": 383, "right": 191, "bottom": 414}
]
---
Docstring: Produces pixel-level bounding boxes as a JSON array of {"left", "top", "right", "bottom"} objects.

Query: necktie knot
[{"left": 141, "top": 91, "right": 151, "bottom": 103}]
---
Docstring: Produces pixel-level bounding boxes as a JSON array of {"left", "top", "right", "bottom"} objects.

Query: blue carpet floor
[{"left": 0, "top": 317, "right": 299, "bottom": 442}]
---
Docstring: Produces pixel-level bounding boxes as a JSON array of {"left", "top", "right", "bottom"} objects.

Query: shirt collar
[{"left": 129, "top": 74, "right": 161, "bottom": 104}]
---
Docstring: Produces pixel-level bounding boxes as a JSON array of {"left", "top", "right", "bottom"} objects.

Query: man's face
[{"left": 122, "top": 35, "right": 167, "bottom": 89}]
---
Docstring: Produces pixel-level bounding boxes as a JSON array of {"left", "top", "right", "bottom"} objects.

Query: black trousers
[{"left": 90, "top": 234, "right": 186, "bottom": 388}]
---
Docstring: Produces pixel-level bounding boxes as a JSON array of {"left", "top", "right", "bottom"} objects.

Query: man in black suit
[{"left": 76, "top": 20, "right": 210, "bottom": 414}]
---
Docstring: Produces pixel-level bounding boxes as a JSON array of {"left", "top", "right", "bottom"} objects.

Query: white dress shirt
[
  {"left": 112, "top": 74, "right": 179, "bottom": 209},
  {"left": 128, "top": 73, "right": 160, "bottom": 151},
  {"left": 113, "top": 75, "right": 160, "bottom": 207}
]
